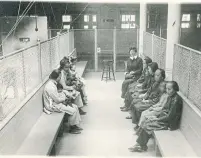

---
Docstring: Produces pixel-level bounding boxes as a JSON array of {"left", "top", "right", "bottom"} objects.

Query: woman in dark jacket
[
  {"left": 121, "top": 62, "right": 158, "bottom": 112},
  {"left": 128, "top": 56, "right": 152, "bottom": 94},
  {"left": 121, "top": 47, "right": 143, "bottom": 98},
  {"left": 129, "top": 81, "right": 182, "bottom": 152}
]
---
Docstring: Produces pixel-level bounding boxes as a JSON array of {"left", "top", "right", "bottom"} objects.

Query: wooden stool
[{"left": 101, "top": 60, "right": 115, "bottom": 82}]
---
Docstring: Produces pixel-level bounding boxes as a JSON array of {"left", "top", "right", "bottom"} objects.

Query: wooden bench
[
  {"left": 16, "top": 61, "right": 88, "bottom": 155},
  {"left": 154, "top": 130, "right": 197, "bottom": 157},
  {"left": 153, "top": 92, "right": 199, "bottom": 157}
]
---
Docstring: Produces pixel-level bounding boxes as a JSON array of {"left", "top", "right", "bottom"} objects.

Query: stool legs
[{"left": 101, "top": 61, "right": 115, "bottom": 82}]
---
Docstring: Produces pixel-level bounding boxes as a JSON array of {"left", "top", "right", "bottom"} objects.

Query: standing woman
[
  {"left": 121, "top": 47, "right": 143, "bottom": 98},
  {"left": 59, "top": 58, "right": 86, "bottom": 115}
]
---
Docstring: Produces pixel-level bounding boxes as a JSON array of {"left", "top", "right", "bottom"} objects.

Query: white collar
[{"left": 130, "top": 56, "right": 137, "bottom": 60}]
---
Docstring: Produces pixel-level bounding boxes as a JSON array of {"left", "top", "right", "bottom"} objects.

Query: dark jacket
[
  {"left": 126, "top": 57, "right": 143, "bottom": 79},
  {"left": 140, "top": 75, "right": 155, "bottom": 93},
  {"left": 137, "top": 67, "right": 148, "bottom": 83},
  {"left": 158, "top": 93, "right": 183, "bottom": 130},
  {"left": 144, "top": 81, "right": 162, "bottom": 105}
]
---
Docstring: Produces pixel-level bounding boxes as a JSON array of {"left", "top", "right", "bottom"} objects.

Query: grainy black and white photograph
[{"left": 0, "top": 0, "right": 200, "bottom": 157}]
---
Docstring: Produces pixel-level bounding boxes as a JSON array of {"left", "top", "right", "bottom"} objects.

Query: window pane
[
  {"left": 131, "top": 15, "right": 135, "bottom": 21},
  {"left": 62, "top": 15, "right": 71, "bottom": 22},
  {"left": 130, "top": 23, "right": 136, "bottom": 28},
  {"left": 182, "top": 14, "right": 190, "bottom": 21},
  {"left": 84, "top": 25, "right": 88, "bottom": 29},
  {"left": 121, "top": 24, "right": 125, "bottom": 28},
  {"left": 63, "top": 25, "right": 70, "bottom": 29},
  {"left": 122, "top": 23, "right": 129, "bottom": 29},
  {"left": 197, "top": 14, "right": 201, "bottom": 21},
  {"left": 197, "top": 23, "right": 201, "bottom": 28},
  {"left": 122, "top": 15, "right": 126, "bottom": 22},
  {"left": 93, "top": 25, "right": 97, "bottom": 29},
  {"left": 93, "top": 15, "right": 97, "bottom": 22},
  {"left": 181, "top": 23, "right": 190, "bottom": 28},
  {"left": 126, "top": 15, "right": 130, "bottom": 21},
  {"left": 84, "top": 15, "right": 89, "bottom": 22}
]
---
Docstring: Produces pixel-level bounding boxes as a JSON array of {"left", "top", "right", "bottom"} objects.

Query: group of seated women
[
  {"left": 121, "top": 47, "right": 183, "bottom": 152},
  {"left": 43, "top": 56, "right": 88, "bottom": 134}
]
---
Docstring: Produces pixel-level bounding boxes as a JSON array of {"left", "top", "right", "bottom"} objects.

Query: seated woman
[
  {"left": 128, "top": 56, "right": 152, "bottom": 93},
  {"left": 137, "top": 81, "right": 168, "bottom": 130},
  {"left": 69, "top": 56, "right": 88, "bottom": 105},
  {"left": 129, "top": 81, "right": 182, "bottom": 152},
  {"left": 121, "top": 47, "right": 143, "bottom": 99},
  {"left": 131, "top": 68, "right": 166, "bottom": 129},
  {"left": 121, "top": 62, "right": 158, "bottom": 112},
  {"left": 59, "top": 58, "right": 86, "bottom": 115},
  {"left": 43, "top": 69, "right": 82, "bottom": 134}
]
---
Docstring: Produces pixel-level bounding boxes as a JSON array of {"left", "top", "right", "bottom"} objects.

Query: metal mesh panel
[
  {"left": 152, "top": 35, "right": 167, "bottom": 69},
  {"left": 160, "top": 39, "right": 167, "bottom": 69},
  {"left": 97, "top": 29, "right": 113, "bottom": 71},
  {"left": 188, "top": 50, "right": 201, "bottom": 110},
  {"left": 59, "top": 33, "right": 69, "bottom": 57},
  {"left": 0, "top": 53, "right": 25, "bottom": 120},
  {"left": 41, "top": 41, "right": 51, "bottom": 80},
  {"left": 0, "top": 32, "right": 74, "bottom": 121},
  {"left": 143, "top": 32, "right": 152, "bottom": 58},
  {"left": 116, "top": 29, "right": 138, "bottom": 71},
  {"left": 172, "top": 45, "right": 191, "bottom": 96},
  {"left": 23, "top": 46, "right": 41, "bottom": 94},
  {"left": 49, "top": 38, "right": 59, "bottom": 69},
  {"left": 69, "top": 30, "right": 74, "bottom": 53}
]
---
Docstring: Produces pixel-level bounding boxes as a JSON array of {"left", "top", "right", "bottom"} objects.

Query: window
[
  {"left": 63, "top": 25, "right": 70, "bottom": 29},
  {"left": 121, "top": 14, "right": 136, "bottom": 29},
  {"left": 84, "top": 25, "right": 88, "bottom": 29},
  {"left": 181, "top": 23, "right": 190, "bottom": 28},
  {"left": 197, "top": 14, "right": 201, "bottom": 21},
  {"left": 181, "top": 14, "right": 190, "bottom": 28},
  {"left": 92, "top": 15, "right": 97, "bottom": 22},
  {"left": 84, "top": 15, "right": 89, "bottom": 22},
  {"left": 182, "top": 14, "right": 190, "bottom": 21},
  {"left": 62, "top": 15, "right": 71, "bottom": 22},
  {"left": 197, "top": 14, "right": 201, "bottom": 28},
  {"left": 92, "top": 25, "right": 97, "bottom": 29}
]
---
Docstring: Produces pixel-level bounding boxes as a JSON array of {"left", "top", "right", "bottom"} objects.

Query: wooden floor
[{"left": 56, "top": 72, "right": 155, "bottom": 156}]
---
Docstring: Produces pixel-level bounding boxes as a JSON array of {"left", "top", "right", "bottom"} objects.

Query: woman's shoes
[
  {"left": 126, "top": 116, "right": 132, "bottom": 119},
  {"left": 79, "top": 108, "right": 87, "bottom": 115},
  {"left": 134, "top": 125, "right": 139, "bottom": 131},
  {"left": 129, "top": 145, "right": 148, "bottom": 152},
  {"left": 121, "top": 108, "right": 129, "bottom": 112}
]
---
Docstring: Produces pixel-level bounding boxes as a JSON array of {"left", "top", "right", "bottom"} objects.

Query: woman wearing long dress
[
  {"left": 129, "top": 81, "right": 182, "bottom": 152},
  {"left": 121, "top": 47, "right": 143, "bottom": 98}
]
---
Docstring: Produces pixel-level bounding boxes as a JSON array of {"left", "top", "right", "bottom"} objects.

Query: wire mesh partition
[
  {"left": 0, "top": 32, "right": 73, "bottom": 121},
  {"left": 97, "top": 29, "right": 114, "bottom": 71},
  {"left": 74, "top": 29, "right": 95, "bottom": 70},
  {"left": 116, "top": 29, "right": 138, "bottom": 71},
  {"left": 143, "top": 31, "right": 167, "bottom": 69},
  {"left": 173, "top": 44, "right": 201, "bottom": 110}
]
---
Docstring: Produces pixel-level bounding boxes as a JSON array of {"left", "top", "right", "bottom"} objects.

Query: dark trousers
[
  {"left": 121, "top": 79, "right": 134, "bottom": 98},
  {"left": 136, "top": 129, "right": 151, "bottom": 147},
  {"left": 132, "top": 105, "right": 141, "bottom": 124},
  {"left": 124, "top": 92, "right": 132, "bottom": 108}
]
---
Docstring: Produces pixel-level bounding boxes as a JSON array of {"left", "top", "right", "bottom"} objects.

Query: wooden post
[
  {"left": 37, "top": 41, "right": 43, "bottom": 81},
  {"left": 95, "top": 28, "right": 98, "bottom": 71},
  {"left": 151, "top": 31, "right": 155, "bottom": 59},
  {"left": 113, "top": 27, "right": 116, "bottom": 72}
]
